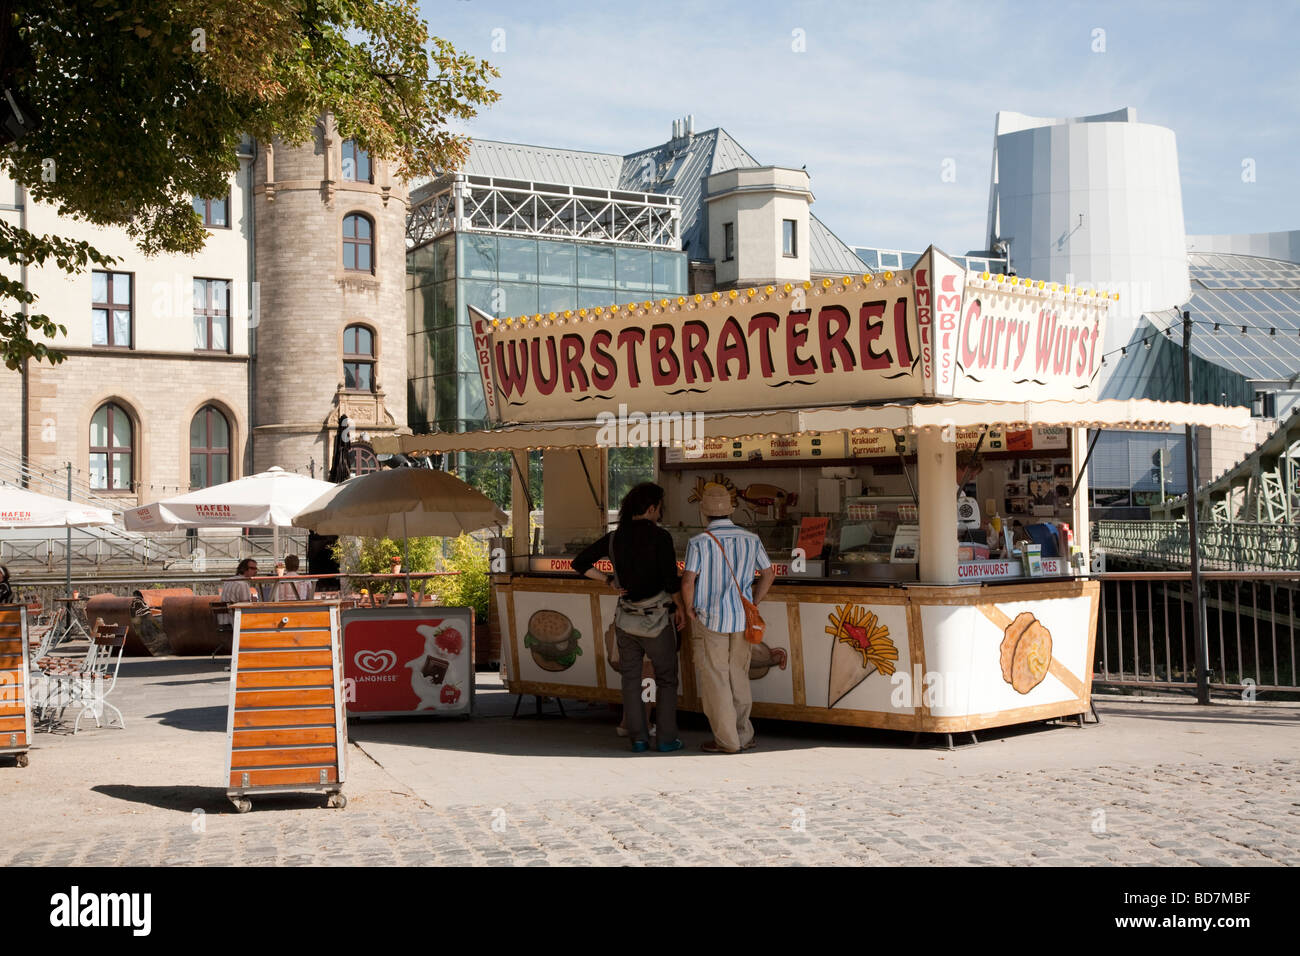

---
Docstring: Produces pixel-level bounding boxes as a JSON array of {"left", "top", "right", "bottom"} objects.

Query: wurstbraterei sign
[{"left": 470, "top": 246, "right": 1111, "bottom": 424}]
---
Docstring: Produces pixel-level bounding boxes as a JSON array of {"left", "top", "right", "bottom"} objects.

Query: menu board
[
  {"left": 848, "top": 431, "right": 906, "bottom": 458},
  {"left": 663, "top": 432, "right": 846, "bottom": 464},
  {"left": 664, "top": 423, "right": 1064, "bottom": 466}
]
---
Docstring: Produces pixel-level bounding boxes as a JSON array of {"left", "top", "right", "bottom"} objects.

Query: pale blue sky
[{"left": 423, "top": 0, "right": 1299, "bottom": 254}]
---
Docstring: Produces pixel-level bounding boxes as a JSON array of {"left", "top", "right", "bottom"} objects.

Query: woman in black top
[
  {"left": 0, "top": 566, "right": 12, "bottom": 605},
  {"left": 573, "top": 482, "right": 684, "bottom": 753}
]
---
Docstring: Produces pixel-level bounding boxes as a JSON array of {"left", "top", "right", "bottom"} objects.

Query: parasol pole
[
  {"left": 403, "top": 512, "right": 411, "bottom": 605},
  {"left": 65, "top": 462, "right": 72, "bottom": 601}
]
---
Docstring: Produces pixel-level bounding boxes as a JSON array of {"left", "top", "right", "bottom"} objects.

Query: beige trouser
[{"left": 692, "top": 622, "right": 753, "bottom": 753}]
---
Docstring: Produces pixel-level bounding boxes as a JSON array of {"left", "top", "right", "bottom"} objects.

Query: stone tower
[{"left": 251, "top": 113, "right": 408, "bottom": 476}]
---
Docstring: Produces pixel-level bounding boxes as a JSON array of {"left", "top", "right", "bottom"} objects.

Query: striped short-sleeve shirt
[{"left": 684, "top": 519, "right": 771, "bottom": 634}]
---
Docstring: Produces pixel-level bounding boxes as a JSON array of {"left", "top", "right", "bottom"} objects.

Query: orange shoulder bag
[{"left": 704, "top": 531, "right": 765, "bottom": 644}]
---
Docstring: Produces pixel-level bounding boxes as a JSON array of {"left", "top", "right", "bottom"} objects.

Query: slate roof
[{"left": 459, "top": 127, "right": 864, "bottom": 273}]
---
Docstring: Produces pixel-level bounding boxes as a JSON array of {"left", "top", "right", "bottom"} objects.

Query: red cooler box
[{"left": 341, "top": 606, "right": 475, "bottom": 717}]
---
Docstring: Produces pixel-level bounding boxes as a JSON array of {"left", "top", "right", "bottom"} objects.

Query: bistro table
[{"left": 50, "top": 595, "right": 91, "bottom": 646}]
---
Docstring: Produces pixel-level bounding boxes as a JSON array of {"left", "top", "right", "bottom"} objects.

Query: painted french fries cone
[
  {"left": 829, "top": 638, "right": 878, "bottom": 706},
  {"left": 826, "top": 604, "right": 898, "bottom": 707}
]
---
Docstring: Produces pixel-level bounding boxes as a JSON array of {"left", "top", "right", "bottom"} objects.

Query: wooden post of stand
[
  {"left": 917, "top": 427, "right": 959, "bottom": 584},
  {"left": 224, "top": 601, "right": 347, "bottom": 812},
  {"left": 0, "top": 606, "right": 32, "bottom": 767},
  {"left": 1072, "top": 426, "right": 1091, "bottom": 565},
  {"left": 511, "top": 449, "right": 531, "bottom": 573}
]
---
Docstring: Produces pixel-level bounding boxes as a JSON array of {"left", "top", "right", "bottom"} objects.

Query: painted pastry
[{"left": 999, "top": 611, "right": 1053, "bottom": 694}]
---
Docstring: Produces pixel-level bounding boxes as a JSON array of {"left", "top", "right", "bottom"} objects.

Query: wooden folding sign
[{"left": 225, "top": 602, "right": 347, "bottom": 812}]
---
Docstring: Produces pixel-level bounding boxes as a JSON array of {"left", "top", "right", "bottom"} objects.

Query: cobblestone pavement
[
  {"left": 2, "top": 658, "right": 1297, "bottom": 866},
  {"left": 4, "top": 757, "right": 1297, "bottom": 867}
]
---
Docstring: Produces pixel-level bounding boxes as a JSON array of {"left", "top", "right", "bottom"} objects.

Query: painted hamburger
[{"left": 524, "top": 609, "right": 582, "bottom": 672}]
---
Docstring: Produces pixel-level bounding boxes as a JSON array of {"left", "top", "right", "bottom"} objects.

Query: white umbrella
[
  {"left": 123, "top": 466, "right": 334, "bottom": 531},
  {"left": 292, "top": 469, "right": 507, "bottom": 598},
  {"left": 123, "top": 466, "right": 336, "bottom": 564},
  {"left": 292, "top": 468, "right": 506, "bottom": 538},
  {"left": 0, "top": 483, "right": 115, "bottom": 529},
  {"left": 0, "top": 481, "right": 116, "bottom": 604}
]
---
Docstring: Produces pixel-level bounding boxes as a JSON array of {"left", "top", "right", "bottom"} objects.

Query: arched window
[
  {"left": 190, "top": 405, "right": 231, "bottom": 489},
  {"left": 89, "top": 402, "right": 133, "bottom": 491},
  {"left": 343, "top": 324, "right": 375, "bottom": 390},
  {"left": 341, "top": 139, "right": 372, "bottom": 183},
  {"left": 348, "top": 443, "right": 380, "bottom": 476},
  {"left": 343, "top": 213, "right": 374, "bottom": 273}
]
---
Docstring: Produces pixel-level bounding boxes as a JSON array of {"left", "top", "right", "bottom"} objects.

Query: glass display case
[{"left": 826, "top": 495, "right": 919, "bottom": 582}]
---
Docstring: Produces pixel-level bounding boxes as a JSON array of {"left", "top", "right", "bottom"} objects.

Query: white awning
[{"left": 375, "top": 399, "right": 1251, "bottom": 455}]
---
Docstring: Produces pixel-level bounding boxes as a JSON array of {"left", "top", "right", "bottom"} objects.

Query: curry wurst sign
[{"left": 470, "top": 246, "right": 1111, "bottom": 424}]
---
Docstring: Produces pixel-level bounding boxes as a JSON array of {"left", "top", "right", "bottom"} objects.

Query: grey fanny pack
[{"left": 608, "top": 530, "right": 673, "bottom": 638}]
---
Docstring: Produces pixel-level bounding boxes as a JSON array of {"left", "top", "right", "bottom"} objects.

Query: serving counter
[{"left": 495, "top": 572, "right": 1097, "bottom": 734}]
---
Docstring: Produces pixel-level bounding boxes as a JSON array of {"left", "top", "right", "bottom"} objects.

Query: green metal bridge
[{"left": 1097, "top": 408, "right": 1300, "bottom": 570}]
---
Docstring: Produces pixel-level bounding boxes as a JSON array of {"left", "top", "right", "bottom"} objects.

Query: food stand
[
  {"left": 225, "top": 601, "right": 347, "bottom": 811},
  {"left": 0, "top": 605, "right": 32, "bottom": 767},
  {"left": 378, "top": 245, "right": 1249, "bottom": 740}
]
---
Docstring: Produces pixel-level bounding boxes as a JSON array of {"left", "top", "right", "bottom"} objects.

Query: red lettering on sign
[
  {"left": 893, "top": 297, "right": 914, "bottom": 368},
  {"left": 590, "top": 329, "right": 617, "bottom": 390},
  {"left": 748, "top": 313, "right": 780, "bottom": 377},
  {"left": 559, "top": 333, "right": 588, "bottom": 392},
  {"left": 1034, "top": 309, "right": 1056, "bottom": 376},
  {"left": 961, "top": 299, "right": 981, "bottom": 368},
  {"left": 817, "top": 304, "right": 854, "bottom": 372},
  {"left": 715, "top": 316, "right": 749, "bottom": 381},
  {"left": 530, "top": 337, "right": 560, "bottom": 395},
  {"left": 786, "top": 309, "right": 817, "bottom": 375},
  {"left": 858, "top": 300, "right": 891, "bottom": 370},
  {"left": 495, "top": 339, "right": 529, "bottom": 399},
  {"left": 681, "top": 320, "right": 714, "bottom": 384},
  {"left": 617, "top": 328, "right": 646, "bottom": 388},
  {"left": 649, "top": 324, "right": 680, "bottom": 386}
]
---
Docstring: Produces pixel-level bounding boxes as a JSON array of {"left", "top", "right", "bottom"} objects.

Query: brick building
[{"left": 0, "top": 115, "right": 407, "bottom": 505}]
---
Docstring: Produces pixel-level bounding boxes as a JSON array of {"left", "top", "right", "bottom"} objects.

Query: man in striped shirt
[{"left": 682, "top": 483, "right": 776, "bottom": 753}]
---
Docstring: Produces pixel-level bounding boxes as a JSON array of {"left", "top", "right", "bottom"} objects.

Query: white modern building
[{"left": 985, "top": 108, "right": 1191, "bottom": 355}]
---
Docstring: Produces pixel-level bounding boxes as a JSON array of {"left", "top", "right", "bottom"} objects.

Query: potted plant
[{"left": 437, "top": 533, "right": 494, "bottom": 669}]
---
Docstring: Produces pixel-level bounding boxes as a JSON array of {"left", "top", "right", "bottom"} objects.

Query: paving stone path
[{"left": 5, "top": 752, "right": 1295, "bottom": 866}]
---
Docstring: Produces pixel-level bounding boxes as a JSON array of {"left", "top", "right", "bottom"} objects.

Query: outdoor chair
[
  {"left": 26, "top": 614, "right": 58, "bottom": 661},
  {"left": 209, "top": 602, "right": 233, "bottom": 660},
  {"left": 32, "top": 634, "right": 97, "bottom": 730},
  {"left": 69, "top": 623, "right": 127, "bottom": 734}
]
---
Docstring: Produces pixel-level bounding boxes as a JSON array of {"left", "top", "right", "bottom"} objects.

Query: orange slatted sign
[
  {"left": 0, "top": 605, "right": 32, "bottom": 764},
  {"left": 225, "top": 602, "right": 347, "bottom": 810}
]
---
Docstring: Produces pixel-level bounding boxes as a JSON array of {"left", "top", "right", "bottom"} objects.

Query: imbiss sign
[{"left": 470, "top": 247, "right": 1111, "bottom": 424}]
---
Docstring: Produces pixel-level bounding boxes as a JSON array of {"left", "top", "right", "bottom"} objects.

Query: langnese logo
[
  {"left": 50, "top": 886, "right": 151, "bottom": 936},
  {"left": 353, "top": 650, "right": 397, "bottom": 681}
]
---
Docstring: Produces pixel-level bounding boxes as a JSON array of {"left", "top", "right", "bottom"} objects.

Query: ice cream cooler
[
  {"left": 0, "top": 605, "right": 32, "bottom": 767},
  {"left": 341, "top": 605, "right": 475, "bottom": 718},
  {"left": 224, "top": 602, "right": 348, "bottom": 812}
]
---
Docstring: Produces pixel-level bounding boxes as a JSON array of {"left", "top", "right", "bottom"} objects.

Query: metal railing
[
  {"left": 1094, "top": 571, "right": 1299, "bottom": 695},
  {"left": 0, "top": 448, "right": 189, "bottom": 565},
  {"left": 0, "top": 529, "right": 311, "bottom": 573},
  {"left": 0, "top": 446, "right": 129, "bottom": 514},
  {"left": 408, "top": 173, "right": 682, "bottom": 250},
  {"left": 12, "top": 570, "right": 462, "bottom": 621},
  {"left": 14, "top": 574, "right": 226, "bottom": 616},
  {"left": 1095, "top": 520, "right": 1300, "bottom": 571}
]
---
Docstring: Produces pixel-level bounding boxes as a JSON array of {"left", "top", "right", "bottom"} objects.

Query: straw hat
[{"left": 699, "top": 482, "right": 734, "bottom": 517}]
